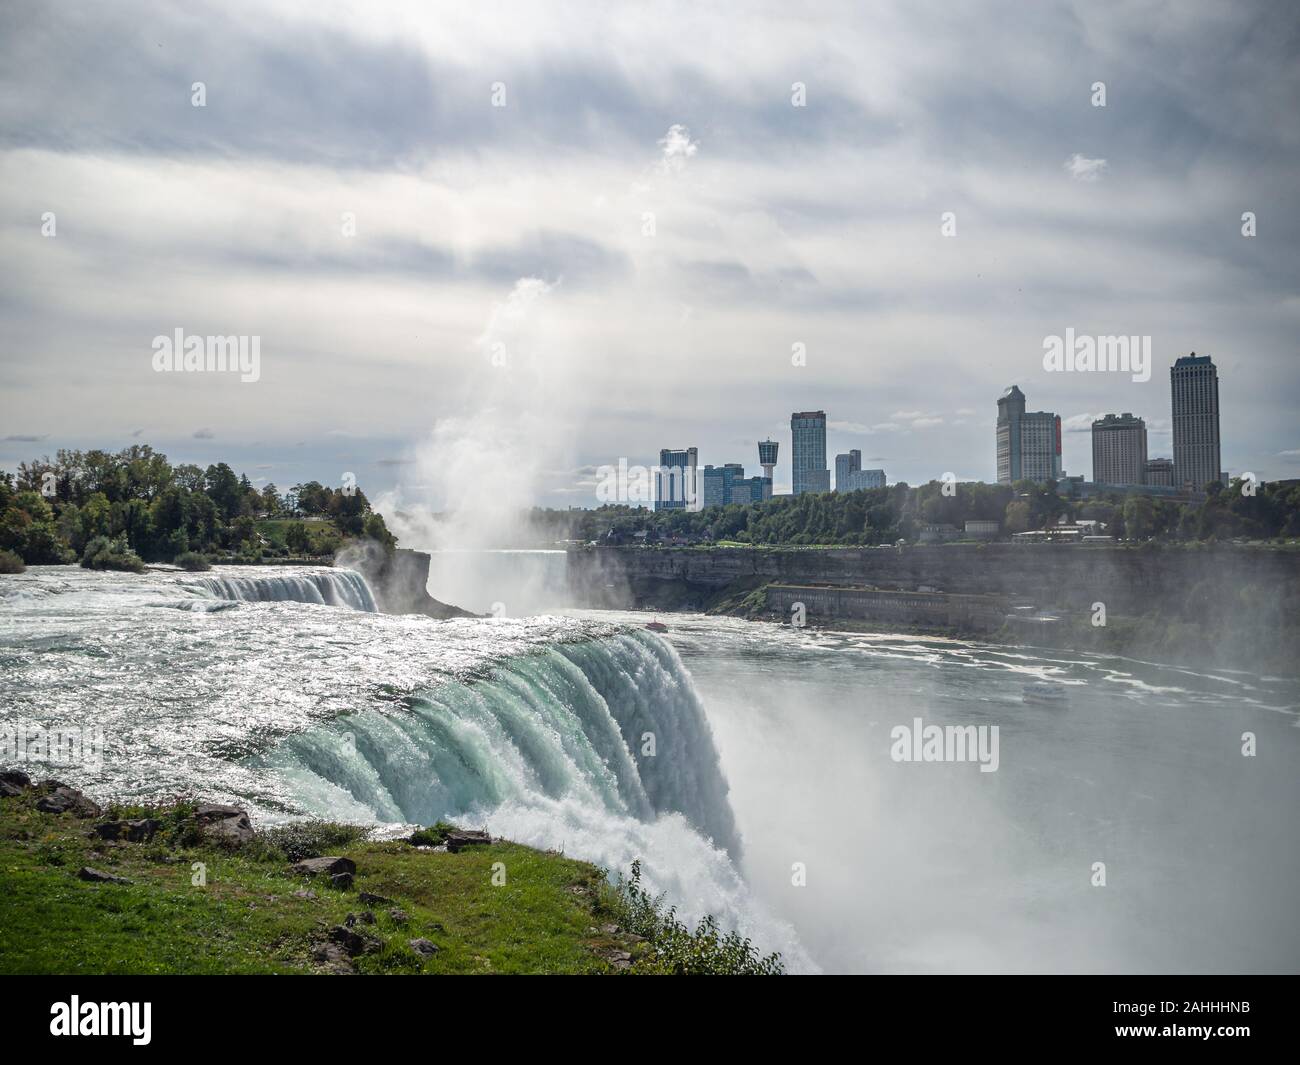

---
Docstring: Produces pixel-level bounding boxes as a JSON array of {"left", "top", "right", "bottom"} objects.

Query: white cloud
[{"left": 1064, "top": 154, "right": 1108, "bottom": 182}]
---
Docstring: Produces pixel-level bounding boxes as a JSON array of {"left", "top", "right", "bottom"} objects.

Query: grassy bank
[{"left": 0, "top": 783, "right": 782, "bottom": 975}]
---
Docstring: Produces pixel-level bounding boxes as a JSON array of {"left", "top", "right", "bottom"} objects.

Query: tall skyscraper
[
  {"left": 791, "top": 411, "right": 829, "bottom": 495},
  {"left": 700, "top": 462, "right": 745, "bottom": 508},
  {"left": 996, "top": 386, "right": 1061, "bottom": 484},
  {"left": 655, "top": 447, "right": 698, "bottom": 510},
  {"left": 1170, "top": 353, "right": 1221, "bottom": 491},
  {"left": 844, "top": 468, "right": 886, "bottom": 491},
  {"left": 758, "top": 439, "right": 779, "bottom": 482},
  {"left": 1091, "top": 413, "right": 1148, "bottom": 486},
  {"left": 835, "top": 449, "right": 862, "bottom": 491}
]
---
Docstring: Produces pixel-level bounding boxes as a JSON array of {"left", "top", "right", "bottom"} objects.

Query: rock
[
  {"left": 328, "top": 925, "right": 382, "bottom": 957},
  {"left": 93, "top": 818, "right": 159, "bottom": 843},
  {"left": 358, "top": 891, "right": 393, "bottom": 906},
  {"left": 77, "top": 866, "right": 131, "bottom": 885},
  {"left": 36, "top": 785, "right": 101, "bottom": 818},
  {"left": 387, "top": 908, "right": 410, "bottom": 925},
  {"left": 408, "top": 938, "right": 439, "bottom": 957},
  {"left": 289, "top": 856, "right": 357, "bottom": 878},
  {"left": 199, "top": 810, "right": 254, "bottom": 846},
  {"left": 330, "top": 872, "right": 354, "bottom": 890},
  {"left": 599, "top": 947, "right": 633, "bottom": 970},
  {"left": 1, "top": 769, "right": 32, "bottom": 797},
  {"left": 443, "top": 829, "right": 491, "bottom": 853},
  {"left": 292, "top": 888, "right": 317, "bottom": 900},
  {"left": 311, "top": 942, "right": 355, "bottom": 973},
  {"left": 344, "top": 911, "right": 376, "bottom": 927}
]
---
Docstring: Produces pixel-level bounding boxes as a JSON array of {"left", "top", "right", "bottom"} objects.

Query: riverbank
[{"left": 0, "top": 776, "right": 781, "bottom": 975}]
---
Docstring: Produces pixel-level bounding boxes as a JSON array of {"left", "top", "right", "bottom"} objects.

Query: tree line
[
  {"left": 0, "top": 445, "right": 396, "bottom": 567},
  {"left": 526, "top": 477, "right": 1300, "bottom": 546}
]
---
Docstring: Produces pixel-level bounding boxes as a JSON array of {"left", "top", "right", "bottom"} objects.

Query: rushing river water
[{"left": 2, "top": 565, "right": 1297, "bottom": 973}]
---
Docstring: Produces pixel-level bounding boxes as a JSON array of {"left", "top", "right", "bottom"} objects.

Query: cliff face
[
  {"left": 568, "top": 543, "right": 1300, "bottom": 617},
  {"left": 349, "top": 547, "right": 478, "bottom": 619}
]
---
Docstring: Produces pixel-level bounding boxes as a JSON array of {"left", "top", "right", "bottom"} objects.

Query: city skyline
[{"left": 2, "top": 3, "right": 1297, "bottom": 511}]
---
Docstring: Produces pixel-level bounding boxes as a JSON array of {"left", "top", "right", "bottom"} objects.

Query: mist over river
[{"left": 2, "top": 563, "right": 1297, "bottom": 973}]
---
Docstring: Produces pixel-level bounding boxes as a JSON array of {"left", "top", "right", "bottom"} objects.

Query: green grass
[{"left": 0, "top": 793, "right": 634, "bottom": 975}]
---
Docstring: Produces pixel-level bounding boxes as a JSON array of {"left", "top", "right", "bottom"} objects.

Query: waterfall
[
  {"left": 265, "top": 630, "right": 741, "bottom": 856},
  {"left": 189, "top": 568, "right": 378, "bottom": 612}
]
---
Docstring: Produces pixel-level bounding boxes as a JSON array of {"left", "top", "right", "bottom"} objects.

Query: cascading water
[
  {"left": 188, "top": 568, "right": 377, "bottom": 611},
  {"left": 262, "top": 631, "right": 740, "bottom": 856}
]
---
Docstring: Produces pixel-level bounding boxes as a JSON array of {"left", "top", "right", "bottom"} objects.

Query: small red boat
[{"left": 644, "top": 619, "right": 669, "bottom": 633}]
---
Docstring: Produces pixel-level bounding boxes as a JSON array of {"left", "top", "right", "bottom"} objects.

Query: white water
[
  {"left": 4, "top": 563, "right": 1297, "bottom": 973},
  {"left": 0, "top": 565, "right": 811, "bottom": 970}
]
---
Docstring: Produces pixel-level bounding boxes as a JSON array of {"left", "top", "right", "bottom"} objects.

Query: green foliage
[
  {"left": 173, "top": 550, "right": 211, "bottom": 571},
  {"left": 80, "top": 534, "right": 145, "bottom": 573},
  {"left": 0, "top": 548, "right": 24, "bottom": 573},
  {"left": 605, "top": 860, "right": 784, "bottom": 975},
  {"left": 408, "top": 821, "right": 457, "bottom": 847},
  {"left": 256, "top": 819, "right": 371, "bottom": 862},
  {"left": 2, "top": 445, "right": 395, "bottom": 565}
]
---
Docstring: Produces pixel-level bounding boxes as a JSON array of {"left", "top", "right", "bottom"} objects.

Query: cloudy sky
[{"left": 2, "top": 0, "right": 1297, "bottom": 510}]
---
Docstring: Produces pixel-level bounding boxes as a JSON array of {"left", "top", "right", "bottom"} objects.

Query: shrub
[
  {"left": 80, "top": 535, "right": 145, "bottom": 573},
  {"left": 0, "top": 549, "right": 24, "bottom": 573},
  {"left": 408, "top": 820, "right": 457, "bottom": 847},
  {"left": 603, "top": 860, "right": 784, "bottom": 975},
  {"left": 257, "top": 819, "right": 370, "bottom": 862},
  {"left": 173, "top": 551, "right": 211, "bottom": 572}
]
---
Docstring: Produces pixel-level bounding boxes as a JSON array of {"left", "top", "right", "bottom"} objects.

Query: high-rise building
[
  {"left": 844, "top": 468, "right": 886, "bottom": 491},
  {"left": 656, "top": 447, "right": 698, "bottom": 510},
  {"left": 1091, "top": 413, "right": 1148, "bottom": 486},
  {"left": 1143, "top": 457, "right": 1175, "bottom": 487},
  {"left": 996, "top": 386, "right": 1061, "bottom": 483},
  {"left": 758, "top": 439, "right": 779, "bottom": 482},
  {"left": 835, "top": 449, "right": 862, "bottom": 490},
  {"left": 791, "top": 411, "right": 829, "bottom": 495},
  {"left": 1171, "top": 353, "right": 1221, "bottom": 491},
  {"left": 700, "top": 463, "right": 745, "bottom": 508},
  {"left": 730, "top": 475, "right": 772, "bottom": 504}
]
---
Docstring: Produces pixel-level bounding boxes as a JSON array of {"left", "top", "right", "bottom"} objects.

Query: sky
[{"left": 1, "top": 0, "right": 1298, "bottom": 511}]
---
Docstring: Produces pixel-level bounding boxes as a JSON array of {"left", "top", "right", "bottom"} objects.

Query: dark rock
[
  {"left": 0, "top": 781, "right": 24, "bottom": 799},
  {"left": 331, "top": 872, "right": 354, "bottom": 890},
  {"left": 199, "top": 810, "right": 254, "bottom": 845},
  {"left": 93, "top": 818, "right": 159, "bottom": 843},
  {"left": 344, "top": 911, "right": 376, "bottom": 927},
  {"left": 358, "top": 891, "right": 393, "bottom": 906},
  {"left": 290, "top": 856, "right": 357, "bottom": 878},
  {"left": 444, "top": 829, "right": 491, "bottom": 853},
  {"left": 328, "top": 924, "right": 382, "bottom": 957},
  {"left": 77, "top": 866, "right": 131, "bottom": 885},
  {"left": 387, "top": 908, "right": 410, "bottom": 925},
  {"left": 36, "top": 786, "right": 101, "bottom": 818},
  {"left": 0, "top": 769, "right": 32, "bottom": 795},
  {"left": 408, "top": 938, "right": 439, "bottom": 957}
]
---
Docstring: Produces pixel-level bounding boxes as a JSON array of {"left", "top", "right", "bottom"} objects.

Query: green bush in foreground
[
  {"left": 80, "top": 535, "right": 145, "bottom": 573},
  {"left": 409, "top": 820, "right": 457, "bottom": 847},
  {"left": 0, "top": 549, "right": 24, "bottom": 573},
  {"left": 257, "top": 819, "right": 371, "bottom": 862},
  {"left": 172, "top": 550, "right": 212, "bottom": 571},
  {"left": 605, "top": 860, "right": 784, "bottom": 975}
]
